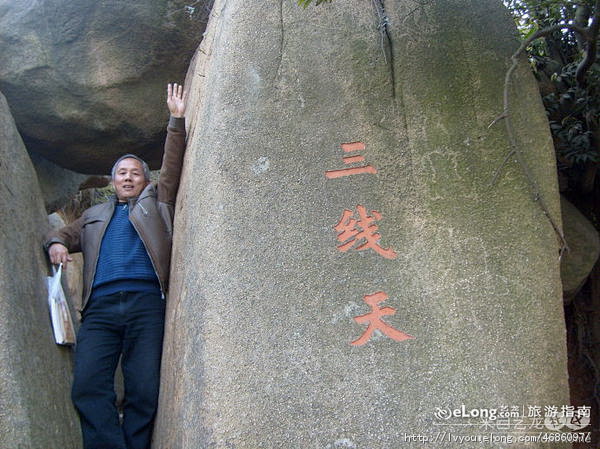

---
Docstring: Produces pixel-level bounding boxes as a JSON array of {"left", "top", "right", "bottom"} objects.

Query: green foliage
[
  {"left": 505, "top": 0, "right": 591, "bottom": 28},
  {"left": 297, "top": 0, "right": 333, "bottom": 7},
  {"left": 544, "top": 62, "right": 600, "bottom": 164},
  {"left": 505, "top": 0, "right": 586, "bottom": 61},
  {"left": 505, "top": 0, "right": 600, "bottom": 176}
]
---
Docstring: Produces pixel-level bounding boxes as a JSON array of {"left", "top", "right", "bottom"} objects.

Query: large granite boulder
[
  {"left": 0, "top": 92, "right": 80, "bottom": 448},
  {"left": 560, "top": 196, "right": 600, "bottom": 299},
  {"left": 155, "top": 1, "right": 570, "bottom": 448},
  {"left": 0, "top": 0, "right": 210, "bottom": 174}
]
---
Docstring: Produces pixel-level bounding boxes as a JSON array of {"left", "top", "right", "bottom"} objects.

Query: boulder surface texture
[
  {"left": 155, "top": 1, "right": 570, "bottom": 448},
  {"left": 0, "top": 0, "right": 210, "bottom": 174},
  {"left": 31, "top": 152, "right": 88, "bottom": 213},
  {"left": 0, "top": 92, "right": 80, "bottom": 448},
  {"left": 560, "top": 196, "right": 600, "bottom": 298}
]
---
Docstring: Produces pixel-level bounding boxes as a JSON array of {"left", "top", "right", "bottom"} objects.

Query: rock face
[
  {"left": 0, "top": 0, "right": 210, "bottom": 174},
  {"left": 0, "top": 93, "right": 80, "bottom": 448},
  {"left": 48, "top": 212, "right": 85, "bottom": 317},
  {"left": 560, "top": 196, "right": 600, "bottom": 299},
  {"left": 156, "top": 1, "right": 570, "bottom": 448},
  {"left": 32, "top": 153, "right": 89, "bottom": 213}
]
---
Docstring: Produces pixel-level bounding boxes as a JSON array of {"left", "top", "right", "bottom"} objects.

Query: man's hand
[
  {"left": 167, "top": 83, "right": 186, "bottom": 118},
  {"left": 48, "top": 243, "right": 73, "bottom": 267}
]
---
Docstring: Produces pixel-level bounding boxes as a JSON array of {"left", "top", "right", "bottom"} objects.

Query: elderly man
[{"left": 45, "top": 83, "right": 187, "bottom": 449}]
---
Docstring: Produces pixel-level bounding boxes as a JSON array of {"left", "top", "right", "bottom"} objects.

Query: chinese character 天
[{"left": 351, "top": 291, "right": 413, "bottom": 346}]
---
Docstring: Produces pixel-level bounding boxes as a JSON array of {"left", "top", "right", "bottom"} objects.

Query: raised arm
[
  {"left": 158, "top": 82, "right": 187, "bottom": 205},
  {"left": 167, "top": 83, "right": 186, "bottom": 119}
]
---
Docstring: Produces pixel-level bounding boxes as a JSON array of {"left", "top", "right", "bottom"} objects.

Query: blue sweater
[{"left": 92, "top": 202, "right": 160, "bottom": 297}]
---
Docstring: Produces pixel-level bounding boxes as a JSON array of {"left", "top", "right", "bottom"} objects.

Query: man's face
[{"left": 113, "top": 158, "right": 148, "bottom": 201}]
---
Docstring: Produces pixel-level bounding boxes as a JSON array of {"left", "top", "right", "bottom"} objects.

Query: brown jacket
[{"left": 45, "top": 116, "right": 186, "bottom": 312}]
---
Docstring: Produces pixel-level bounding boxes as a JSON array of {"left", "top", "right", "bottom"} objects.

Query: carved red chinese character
[
  {"left": 351, "top": 291, "right": 414, "bottom": 346},
  {"left": 334, "top": 205, "right": 397, "bottom": 259},
  {"left": 325, "top": 141, "right": 377, "bottom": 179}
]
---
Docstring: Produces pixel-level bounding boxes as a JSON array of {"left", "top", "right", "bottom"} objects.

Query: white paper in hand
[{"left": 46, "top": 264, "right": 76, "bottom": 345}]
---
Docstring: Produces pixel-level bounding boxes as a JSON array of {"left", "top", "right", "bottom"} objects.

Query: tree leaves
[{"left": 505, "top": 0, "right": 600, "bottom": 170}]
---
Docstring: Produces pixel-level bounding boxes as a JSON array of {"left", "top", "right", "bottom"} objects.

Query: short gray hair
[{"left": 111, "top": 154, "right": 150, "bottom": 181}]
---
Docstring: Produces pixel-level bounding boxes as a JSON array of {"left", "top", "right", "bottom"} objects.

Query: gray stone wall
[
  {"left": 155, "top": 1, "right": 570, "bottom": 448},
  {"left": 0, "top": 92, "right": 80, "bottom": 448}
]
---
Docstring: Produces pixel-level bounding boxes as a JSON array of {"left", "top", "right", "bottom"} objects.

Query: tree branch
[
  {"left": 574, "top": 4, "right": 592, "bottom": 51},
  {"left": 490, "top": 25, "right": 584, "bottom": 256},
  {"left": 491, "top": 0, "right": 600, "bottom": 256},
  {"left": 576, "top": 0, "right": 600, "bottom": 86}
]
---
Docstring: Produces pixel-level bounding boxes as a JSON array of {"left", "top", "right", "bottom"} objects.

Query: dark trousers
[{"left": 72, "top": 291, "right": 165, "bottom": 449}]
